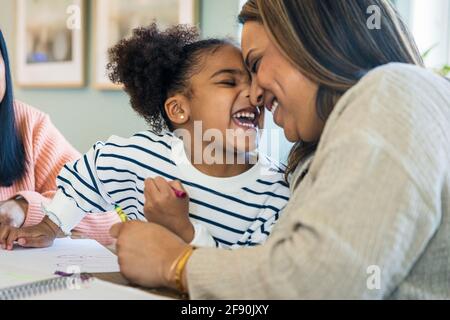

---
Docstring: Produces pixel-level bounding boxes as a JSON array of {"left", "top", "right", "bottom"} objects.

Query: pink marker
[{"left": 171, "top": 187, "right": 187, "bottom": 199}]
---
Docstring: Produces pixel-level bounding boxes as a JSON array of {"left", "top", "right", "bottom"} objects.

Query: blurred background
[{"left": 0, "top": 0, "right": 449, "bottom": 163}]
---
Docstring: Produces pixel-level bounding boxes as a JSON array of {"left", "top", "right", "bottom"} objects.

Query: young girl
[{"left": 0, "top": 24, "right": 290, "bottom": 249}]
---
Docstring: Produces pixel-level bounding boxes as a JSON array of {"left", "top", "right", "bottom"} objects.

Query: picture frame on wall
[
  {"left": 93, "top": 0, "right": 199, "bottom": 90},
  {"left": 15, "top": 0, "right": 85, "bottom": 88}
]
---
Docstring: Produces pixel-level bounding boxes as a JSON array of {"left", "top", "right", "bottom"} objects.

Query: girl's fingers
[
  {"left": 0, "top": 226, "right": 15, "bottom": 246},
  {"left": 17, "top": 236, "right": 53, "bottom": 248},
  {"left": 170, "top": 180, "right": 186, "bottom": 193},
  {"left": 16, "top": 227, "right": 40, "bottom": 239},
  {"left": 6, "top": 228, "right": 19, "bottom": 250},
  {"left": 169, "top": 180, "right": 188, "bottom": 199},
  {"left": 13, "top": 227, "right": 47, "bottom": 247},
  {"left": 154, "top": 177, "right": 172, "bottom": 194},
  {"left": 144, "top": 178, "right": 159, "bottom": 197},
  {"left": 15, "top": 226, "right": 54, "bottom": 248},
  {"left": 109, "top": 223, "right": 124, "bottom": 238},
  {"left": 70, "top": 231, "right": 87, "bottom": 239},
  {"left": 0, "top": 226, "right": 10, "bottom": 249}
]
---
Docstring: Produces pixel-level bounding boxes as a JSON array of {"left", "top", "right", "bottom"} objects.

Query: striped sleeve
[
  {"left": 229, "top": 205, "right": 283, "bottom": 249},
  {"left": 191, "top": 204, "right": 284, "bottom": 249},
  {"left": 45, "top": 142, "right": 115, "bottom": 234}
]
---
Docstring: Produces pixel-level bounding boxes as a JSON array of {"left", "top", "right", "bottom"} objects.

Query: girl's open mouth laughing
[{"left": 232, "top": 107, "right": 260, "bottom": 130}]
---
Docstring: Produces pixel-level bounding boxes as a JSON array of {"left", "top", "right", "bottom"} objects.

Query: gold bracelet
[{"left": 170, "top": 246, "right": 195, "bottom": 295}]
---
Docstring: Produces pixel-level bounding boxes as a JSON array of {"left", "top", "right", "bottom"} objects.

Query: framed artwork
[
  {"left": 93, "top": 0, "right": 199, "bottom": 90},
  {"left": 15, "top": 0, "right": 85, "bottom": 88}
]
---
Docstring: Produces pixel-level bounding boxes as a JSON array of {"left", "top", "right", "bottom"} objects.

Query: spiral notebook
[{"left": 0, "top": 274, "right": 171, "bottom": 300}]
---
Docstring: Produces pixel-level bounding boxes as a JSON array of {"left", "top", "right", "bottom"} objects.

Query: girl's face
[
  {"left": 241, "top": 22, "right": 323, "bottom": 143},
  {"left": 0, "top": 52, "right": 6, "bottom": 103},
  {"left": 187, "top": 44, "right": 263, "bottom": 155}
]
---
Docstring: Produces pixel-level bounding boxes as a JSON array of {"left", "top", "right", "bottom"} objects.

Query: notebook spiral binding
[{"left": 0, "top": 274, "right": 93, "bottom": 300}]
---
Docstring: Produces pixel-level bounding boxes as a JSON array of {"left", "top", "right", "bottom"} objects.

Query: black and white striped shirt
[{"left": 46, "top": 131, "right": 290, "bottom": 248}]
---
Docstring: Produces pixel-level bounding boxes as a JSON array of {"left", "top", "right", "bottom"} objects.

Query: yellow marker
[{"left": 114, "top": 205, "right": 128, "bottom": 222}]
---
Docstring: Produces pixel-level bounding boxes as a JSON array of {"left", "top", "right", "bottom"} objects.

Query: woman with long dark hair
[
  {"left": 109, "top": 0, "right": 450, "bottom": 299},
  {"left": 0, "top": 30, "right": 119, "bottom": 245},
  {"left": 0, "top": 28, "right": 26, "bottom": 187}
]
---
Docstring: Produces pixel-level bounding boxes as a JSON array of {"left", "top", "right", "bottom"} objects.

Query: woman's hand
[
  {"left": 144, "top": 177, "right": 194, "bottom": 243},
  {"left": 0, "top": 216, "right": 61, "bottom": 250},
  {"left": 0, "top": 198, "right": 28, "bottom": 228},
  {"left": 110, "top": 221, "right": 190, "bottom": 290}
]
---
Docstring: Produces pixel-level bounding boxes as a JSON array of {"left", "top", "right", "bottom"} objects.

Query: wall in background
[
  {"left": 395, "top": 0, "right": 450, "bottom": 69},
  {"left": 0, "top": 0, "right": 241, "bottom": 153}
]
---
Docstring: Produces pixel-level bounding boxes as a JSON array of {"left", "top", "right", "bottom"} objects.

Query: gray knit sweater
[{"left": 186, "top": 63, "right": 450, "bottom": 300}]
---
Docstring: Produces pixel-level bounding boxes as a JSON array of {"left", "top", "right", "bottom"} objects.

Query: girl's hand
[
  {"left": 0, "top": 216, "right": 61, "bottom": 250},
  {"left": 0, "top": 198, "right": 28, "bottom": 228},
  {"left": 110, "top": 221, "right": 189, "bottom": 290},
  {"left": 144, "top": 177, "right": 194, "bottom": 243}
]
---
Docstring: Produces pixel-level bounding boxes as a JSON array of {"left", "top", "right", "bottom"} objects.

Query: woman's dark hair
[
  {"left": 0, "top": 30, "right": 26, "bottom": 187},
  {"left": 239, "top": 0, "right": 424, "bottom": 182},
  {"left": 107, "top": 23, "right": 232, "bottom": 133}
]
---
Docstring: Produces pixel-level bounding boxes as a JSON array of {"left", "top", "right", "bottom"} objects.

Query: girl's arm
[
  {"left": 14, "top": 107, "right": 119, "bottom": 244},
  {"left": 43, "top": 141, "right": 117, "bottom": 236}
]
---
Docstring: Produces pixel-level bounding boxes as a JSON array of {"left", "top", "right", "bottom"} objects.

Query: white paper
[
  {"left": 0, "top": 265, "right": 50, "bottom": 288},
  {"left": 0, "top": 238, "right": 120, "bottom": 288}
]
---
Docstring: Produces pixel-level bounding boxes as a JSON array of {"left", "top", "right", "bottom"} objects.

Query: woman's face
[
  {"left": 0, "top": 51, "right": 6, "bottom": 103},
  {"left": 241, "top": 21, "right": 323, "bottom": 143}
]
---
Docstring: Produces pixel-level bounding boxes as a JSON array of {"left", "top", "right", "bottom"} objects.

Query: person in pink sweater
[{"left": 0, "top": 30, "right": 119, "bottom": 247}]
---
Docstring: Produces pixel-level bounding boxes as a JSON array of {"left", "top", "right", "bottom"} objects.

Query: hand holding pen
[
  {"left": 115, "top": 178, "right": 188, "bottom": 223},
  {"left": 141, "top": 177, "right": 194, "bottom": 243}
]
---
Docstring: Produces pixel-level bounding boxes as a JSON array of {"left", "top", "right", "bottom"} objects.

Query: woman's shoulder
[
  {"left": 13, "top": 99, "right": 49, "bottom": 126},
  {"left": 367, "top": 62, "right": 427, "bottom": 78},
  {"left": 13, "top": 100, "right": 67, "bottom": 147},
  {"left": 332, "top": 63, "right": 450, "bottom": 122},
  {"left": 319, "top": 62, "right": 450, "bottom": 166},
  {"left": 348, "top": 63, "right": 449, "bottom": 102}
]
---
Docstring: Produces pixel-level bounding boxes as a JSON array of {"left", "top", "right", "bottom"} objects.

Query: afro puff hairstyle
[{"left": 107, "top": 23, "right": 233, "bottom": 133}]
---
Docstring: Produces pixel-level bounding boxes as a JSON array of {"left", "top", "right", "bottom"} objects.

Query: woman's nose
[{"left": 249, "top": 80, "right": 264, "bottom": 107}]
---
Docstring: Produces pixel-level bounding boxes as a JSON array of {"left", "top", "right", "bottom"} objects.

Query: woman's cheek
[
  {"left": 283, "top": 104, "right": 303, "bottom": 141},
  {"left": 0, "top": 81, "right": 5, "bottom": 102},
  {"left": 285, "top": 119, "right": 301, "bottom": 142},
  {"left": 0, "top": 62, "right": 5, "bottom": 102},
  {"left": 274, "top": 107, "right": 297, "bottom": 142}
]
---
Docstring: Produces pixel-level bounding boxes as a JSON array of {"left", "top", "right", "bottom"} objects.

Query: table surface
[
  {"left": 92, "top": 272, "right": 183, "bottom": 300},
  {"left": 92, "top": 243, "right": 183, "bottom": 300}
]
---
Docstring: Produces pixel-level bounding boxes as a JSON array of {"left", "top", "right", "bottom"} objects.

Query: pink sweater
[{"left": 0, "top": 100, "right": 120, "bottom": 244}]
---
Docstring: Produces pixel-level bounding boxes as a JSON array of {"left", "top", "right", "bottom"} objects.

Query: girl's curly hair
[{"left": 107, "top": 23, "right": 232, "bottom": 133}]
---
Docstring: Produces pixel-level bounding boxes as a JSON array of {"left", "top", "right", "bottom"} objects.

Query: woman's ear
[{"left": 165, "top": 95, "right": 191, "bottom": 126}]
